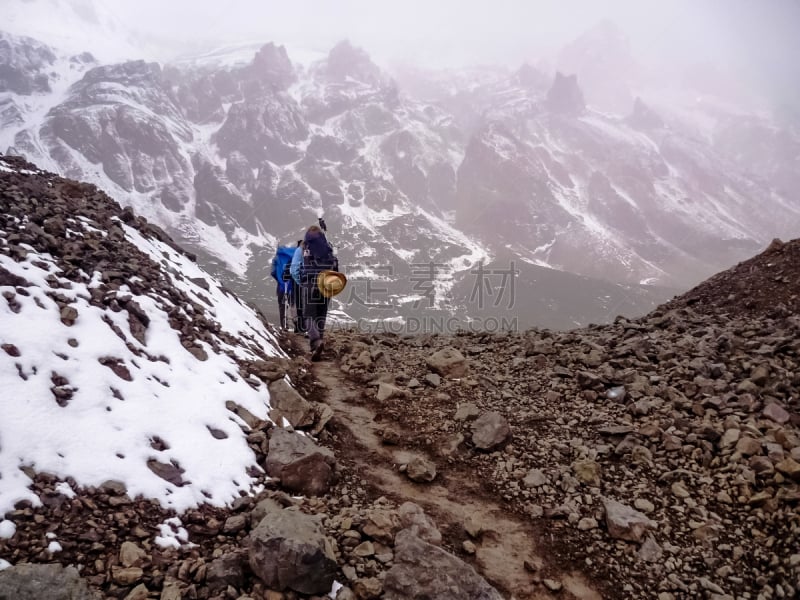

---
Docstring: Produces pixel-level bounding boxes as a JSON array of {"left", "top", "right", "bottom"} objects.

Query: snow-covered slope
[{"left": 0, "top": 155, "right": 284, "bottom": 518}]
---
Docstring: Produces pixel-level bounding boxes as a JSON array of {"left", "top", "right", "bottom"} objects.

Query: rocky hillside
[
  {"left": 1, "top": 159, "right": 798, "bottom": 599},
  {"left": 2, "top": 27, "right": 799, "bottom": 328}
]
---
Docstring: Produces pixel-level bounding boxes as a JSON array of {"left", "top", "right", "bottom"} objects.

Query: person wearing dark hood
[{"left": 300, "top": 225, "right": 338, "bottom": 360}]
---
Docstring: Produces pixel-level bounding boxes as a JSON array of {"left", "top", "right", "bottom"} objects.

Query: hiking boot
[{"left": 311, "top": 341, "right": 325, "bottom": 362}]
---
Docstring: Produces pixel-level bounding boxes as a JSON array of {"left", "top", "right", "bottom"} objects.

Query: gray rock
[
  {"left": 159, "top": 579, "right": 182, "bottom": 600},
  {"left": 426, "top": 348, "right": 468, "bottom": 379},
  {"left": 0, "top": 563, "right": 100, "bottom": 600},
  {"left": 397, "top": 502, "right": 442, "bottom": 546},
  {"left": 123, "top": 584, "right": 149, "bottom": 600},
  {"left": 268, "top": 378, "right": 315, "bottom": 428},
  {"left": 383, "top": 530, "right": 504, "bottom": 600},
  {"left": 377, "top": 382, "right": 407, "bottom": 402},
  {"left": 638, "top": 535, "right": 663, "bottom": 562},
  {"left": 406, "top": 455, "right": 437, "bottom": 482},
  {"left": 763, "top": 402, "right": 790, "bottom": 424},
  {"left": 248, "top": 506, "right": 337, "bottom": 594},
  {"left": 603, "top": 497, "right": 657, "bottom": 542},
  {"left": 424, "top": 373, "right": 442, "bottom": 387},
  {"left": 572, "top": 459, "right": 601, "bottom": 485},
  {"left": 207, "top": 550, "right": 246, "bottom": 594},
  {"left": 454, "top": 402, "right": 481, "bottom": 421},
  {"left": 265, "top": 428, "right": 336, "bottom": 496},
  {"left": 471, "top": 412, "right": 511, "bottom": 451},
  {"left": 119, "top": 541, "right": 147, "bottom": 567},
  {"left": 523, "top": 468, "right": 549, "bottom": 488}
]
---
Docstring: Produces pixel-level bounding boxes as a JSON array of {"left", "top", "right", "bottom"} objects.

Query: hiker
[
  {"left": 299, "top": 225, "right": 344, "bottom": 360},
  {"left": 270, "top": 244, "right": 296, "bottom": 330},
  {"left": 289, "top": 240, "right": 304, "bottom": 333}
]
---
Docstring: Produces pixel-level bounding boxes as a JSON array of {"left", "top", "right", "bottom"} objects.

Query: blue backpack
[{"left": 272, "top": 246, "right": 296, "bottom": 294}]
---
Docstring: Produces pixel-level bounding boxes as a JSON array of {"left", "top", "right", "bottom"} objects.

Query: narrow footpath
[{"left": 309, "top": 358, "right": 602, "bottom": 600}]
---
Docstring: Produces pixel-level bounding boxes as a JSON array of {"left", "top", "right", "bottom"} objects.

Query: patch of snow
[
  {"left": 54, "top": 482, "right": 76, "bottom": 498},
  {"left": 0, "top": 520, "right": 16, "bottom": 539},
  {"left": 328, "top": 580, "right": 344, "bottom": 599},
  {"left": 155, "top": 517, "right": 194, "bottom": 549}
]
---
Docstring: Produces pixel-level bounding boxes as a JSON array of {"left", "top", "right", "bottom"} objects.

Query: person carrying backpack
[
  {"left": 270, "top": 244, "right": 296, "bottom": 330},
  {"left": 288, "top": 239, "right": 304, "bottom": 333},
  {"left": 300, "top": 224, "right": 341, "bottom": 360}
]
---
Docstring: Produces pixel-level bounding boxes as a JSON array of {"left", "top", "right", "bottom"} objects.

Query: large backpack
[
  {"left": 301, "top": 238, "right": 338, "bottom": 284},
  {"left": 273, "top": 246, "right": 296, "bottom": 294}
]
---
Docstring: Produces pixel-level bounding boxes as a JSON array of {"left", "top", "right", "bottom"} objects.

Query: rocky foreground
[{"left": 1, "top": 156, "right": 799, "bottom": 600}]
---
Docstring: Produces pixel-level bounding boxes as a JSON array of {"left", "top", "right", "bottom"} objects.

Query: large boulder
[
  {"left": 248, "top": 507, "right": 337, "bottom": 594},
  {"left": 383, "top": 530, "right": 504, "bottom": 600},
  {"left": 268, "top": 379, "right": 315, "bottom": 427},
  {"left": 0, "top": 563, "right": 100, "bottom": 600},
  {"left": 265, "top": 428, "right": 336, "bottom": 496}
]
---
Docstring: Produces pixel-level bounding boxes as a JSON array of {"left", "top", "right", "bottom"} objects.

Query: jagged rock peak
[
  {"left": 627, "top": 97, "right": 664, "bottom": 130},
  {"left": 0, "top": 31, "right": 57, "bottom": 94},
  {"left": 324, "top": 39, "right": 382, "bottom": 84},
  {"left": 514, "top": 62, "right": 548, "bottom": 89},
  {"left": 545, "top": 72, "right": 585, "bottom": 116},
  {"left": 249, "top": 42, "right": 296, "bottom": 89},
  {"left": 83, "top": 59, "right": 162, "bottom": 85}
]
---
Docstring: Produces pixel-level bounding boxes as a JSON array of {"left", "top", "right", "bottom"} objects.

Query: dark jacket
[{"left": 300, "top": 230, "right": 338, "bottom": 286}]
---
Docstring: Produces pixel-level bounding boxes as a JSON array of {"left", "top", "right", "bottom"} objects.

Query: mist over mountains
[{"left": 1, "top": 0, "right": 799, "bottom": 329}]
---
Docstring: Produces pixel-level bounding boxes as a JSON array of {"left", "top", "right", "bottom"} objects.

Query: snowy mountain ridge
[{"left": 2, "top": 27, "right": 798, "bottom": 328}]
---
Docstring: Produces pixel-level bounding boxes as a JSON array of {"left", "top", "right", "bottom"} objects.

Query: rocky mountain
[
  {"left": 2, "top": 158, "right": 798, "bottom": 599},
  {"left": 1, "top": 27, "right": 799, "bottom": 329}
]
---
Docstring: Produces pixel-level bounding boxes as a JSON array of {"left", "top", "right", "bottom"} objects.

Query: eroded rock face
[
  {"left": 0, "top": 32, "right": 58, "bottom": 94},
  {"left": 248, "top": 507, "right": 337, "bottom": 594},
  {"left": 383, "top": 530, "right": 504, "bottom": 600}
]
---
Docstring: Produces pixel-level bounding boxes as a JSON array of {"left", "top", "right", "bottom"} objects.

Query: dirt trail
[{"left": 312, "top": 361, "right": 602, "bottom": 600}]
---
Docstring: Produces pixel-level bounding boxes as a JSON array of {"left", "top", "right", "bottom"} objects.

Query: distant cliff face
[{"left": 2, "top": 31, "right": 799, "bottom": 328}]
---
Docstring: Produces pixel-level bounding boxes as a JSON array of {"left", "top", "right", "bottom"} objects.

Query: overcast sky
[
  {"left": 5, "top": 0, "right": 799, "bottom": 108},
  {"left": 108, "top": 0, "right": 798, "bottom": 68}
]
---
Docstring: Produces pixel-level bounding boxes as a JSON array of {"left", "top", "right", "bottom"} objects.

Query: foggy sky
[
  {"left": 111, "top": 0, "right": 798, "bottom": 68},
  {"left": 113, "top": 0, "right": 799, "bottom": 107},
  {"left": 8, "top": 0, "right": 800, "bottom": 109}
]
